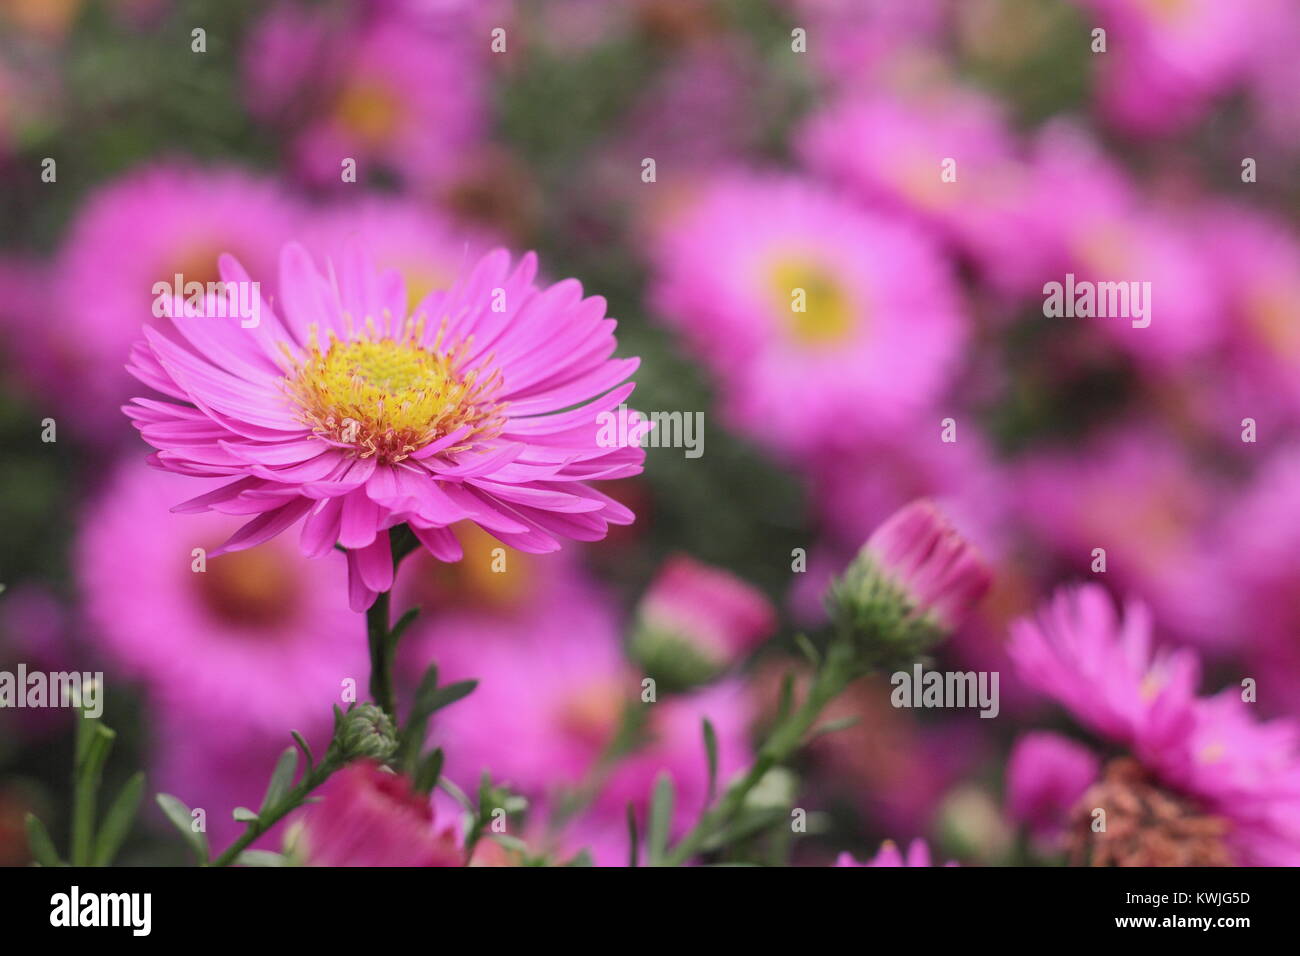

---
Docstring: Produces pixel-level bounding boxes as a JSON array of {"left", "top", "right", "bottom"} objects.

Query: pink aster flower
[
  {"left": 1009, "top": 584, "right": 1199, "bottom": 762},
  {"left": 798, "top": 87, "right": 1043, "bottom": 297},
  {"left": 30, "top": 162, "right": 300, "bottom": 442},
  {"left": 1074, "top": 0, "right": 1265, "bottom": 135},
  {"left": 75, "top": 458, "right": 364, "bottom": 737},
  {"left": 631, "top": 555, "right": 776, "bottom": 683},
  {"left": 124, "top": 241, "right": 643, "bottom": 611},
  {"left": 1010, "top": 584, "right": 1300, "bottom": 865},
  {"left": 649, "top": 172, "right": 966, "bottom": 459},
  {"left": 1014, "top": 423, "right": 1230, "bottom": 644},
  {"left": 243, "top": 1, "right": 487, "bottom": 191},
  {"left": 408, "top": 561, "right": 632, "bottom": 794},
  {"left": 288, "top": 761, "right": 464, "bottom": 867},
  {"left": 836, "top": 838, "right": 950, "bottom": 867},
  {"left": 1005, "top": 732, "right": 1100, "bottom": 842}
]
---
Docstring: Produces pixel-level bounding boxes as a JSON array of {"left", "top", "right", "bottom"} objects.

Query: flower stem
[
  {"left": 659, "top": 638, "right": 858, "bottom": 866},
  {"left": 209, "top": 753, "right": 344, "bottom": 867},
  {"left": 365, "top": 525, "right": 422, "bottom": 721}
]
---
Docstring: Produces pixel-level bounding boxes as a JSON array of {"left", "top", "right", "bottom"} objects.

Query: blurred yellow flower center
[
  {"left": 285, "top": 318, "right": 504, "bottom": 464},
  {"left": 334, "top": 80, "right": 401, "bottom": 145},
  {"left": 769, "top": 257, "right": 855, "bottom": 347},
  {"left": 199, "top": 546, "right": 299, "bottom": 631}
]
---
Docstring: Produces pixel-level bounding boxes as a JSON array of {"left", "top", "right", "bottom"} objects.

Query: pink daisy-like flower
[
  {"left": 1008, "top": 584, "right": 1199, "bottom": 761},
  {"left": 243, "top": 1, "right": 487, "bottom": 191},
  {"left": 124, "top": 241, "right": 643, "bottom": 611},
  {"left": 289, "top": 761, "right": 464, "bottom": 867},
  {"left": 836, "top": 838, "right": 951, "bottom": 867},
  {"left": 16, "top": 162, "right": 300, "bottom": 442},
  {"left": 650, "top": 172, "right": 966, "bottom": 459},
  {"left": 76, "top": 459, "right": 364, "bottom": 737},
  {"left": 1005, "top": 731, "right": 1100, "bottom": 842},
  {"left": 1010, "top": 584, "right": 1300, "bottom": 865}
]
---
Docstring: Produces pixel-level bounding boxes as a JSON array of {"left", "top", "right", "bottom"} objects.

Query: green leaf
[
  {"left": 155, "top": 793, "right": 208, "bottom": 864},
  {"left": 794, "top": 633, "right": 820, "bottom": 667},
  {"left": 234, "top": 850, "right": 289, "bottom": 867},
  {"left": 259, "top": 747, "right": 299, "bottom": 815},
  {"left": 92, "top": 771, "right": 145, "bottom": 866},
  {"left": 646, "top": 773, "right": 674, "bottom": 866},
  {"left": 702, "top": 718, "right": 719, "bottom": 802},
  {"left": 25, "top": 814, "right": 63, "bottom": 867},
  {"left": 412, "top": 748, "right": 444, "bottom": 796},
  {"left": 775, "top": 672, "right": 795, "bottom": 724},
  {"left": 289, "top": 730, "right": 314, "bottom": 772},
  {"left": 232, "top": 807, "right": 259, "bottom": 823},
  {"left": 809, "top": 714, "right": 860, "bottom": 740},
  {"left": 424, "top": 680, "right": 478, "bottom": 717},
  {"left": 626, "top": 803, "right": 639, "bottom": 868},
  {"left": 388, "top": 607, "right": 420, "bottom": 647}
]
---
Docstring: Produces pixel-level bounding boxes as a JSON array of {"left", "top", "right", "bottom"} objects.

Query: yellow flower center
[
  {"left": 334, "top": 79, "right": 402, "bottom": 146},
  {"left": 768, "top": 256, "right": 856, "bottom": 347},
  {"left": 198, "top": 546, "right": 299, "bottom": 631},
  {"left": 284, "top": 318, "right": 504, "bottom": 464}
]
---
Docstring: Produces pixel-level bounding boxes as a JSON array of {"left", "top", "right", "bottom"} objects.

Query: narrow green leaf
[
  {"left": 289, "top": 730, "right": 314, "bottom": 773},
  {"left": 388, "top": 607, "right": 420, "bottom": 647},
  {"left": 775, "top": 672, "right": 795, "bottom": 724},
  {"left": 809, "top": 714, "right": 860, "bottom": 740},
  {"left": 234, "top": 850, "right": 289, "bottom": 867},
  {"left": 259, "top": 747, "right": 299, "bottom": 815},
  {"left": 646, "top": 773, "right": 674, "bottom": 866},
  {"left": 412, "top": 748, "right": 444, "bottom": 796},
  {"left": 702, "top": 718, "right": 719, "bottom": 802},
  {"left": 25, "top": 814, "right": 63, "bottom": 867},
  {"left": 626, "top": 802, "right": 639, "bottom": 868},
  {"left": 424, "top": 680, "right": 478, "bottom": 717},
  {"left": 92, "top": 771, "right": 145, "bottom": 866},
  {"left": 794, "top": 633, "right": 820, "bottom": 667},
  {"left": 155, "top": 793, "right": 208, "bottom": 864}
]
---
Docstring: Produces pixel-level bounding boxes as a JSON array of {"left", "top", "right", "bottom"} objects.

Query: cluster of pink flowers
[{"left": 2, "top": 0, "right": 1299, "bottom": 871}]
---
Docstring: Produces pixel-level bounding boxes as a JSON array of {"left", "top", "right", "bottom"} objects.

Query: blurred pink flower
[
  {"left": 76, "top": 459, "right": 364, "bottom": 737},
  {"left": 650, "top": 172, "right": 967, "bottom": 460},
  {"left": 414, "top": 566, "right": 632, "bottom": 794},
  {"left": 243, "top": 1, "right": 487, "bottom": 191},
  {"left": 1075, "top": 0, "right": 1264, "bottom": 135},
  {"left": 781, "top": 0, "right": 950, "bottom": 90},
  {"left": 290, "top": 761, "right": 464, "bottom": 866},
  {"left": 634, "top": 554, "right": 776, "bottom": 674},
  {"left": 125, "top": 241, "right": 643, "bottom": 611},
  {"left": 837, "top": 837, "right": 950, "bottom": 867},
  {"left": 1005, "top": 731, "right": 1099, "bottom": 840},
  {"left": 799, "top": 86, "right": 1045, "bottom": 297},
  {"left": 12, "top": 163, "right": 299, "bottom": 443},
  {"left": 1010, "top": 583, "right": 1300, "bottom": 865},
  {"left": 1014, "top": 423, "right": 1230, "bottom": 644}
]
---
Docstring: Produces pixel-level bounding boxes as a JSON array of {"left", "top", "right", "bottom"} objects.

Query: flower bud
[
  {"left": 630, "top": 555, "right": 776, "bottom": 690},
  {"left": 339, "top": 703, "right": 398, "bottom": 761},
  {"left": 827, "top": 500, "right": 991, "bottom": 670}
]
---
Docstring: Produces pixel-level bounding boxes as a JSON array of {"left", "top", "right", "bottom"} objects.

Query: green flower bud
[{"left": 339, "top": 703, "right": 398, "bottom": 761}]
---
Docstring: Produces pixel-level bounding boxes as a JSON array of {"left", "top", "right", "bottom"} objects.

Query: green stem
[
  {"left": 660, "top": 639, "right": 857, "bottom": 867},
  {"left": 367, "top": 589, "right": 395, "bottom": 718},
  {"left": 209, "top": 754, "right": 343, "bottom": 867},
  {"left": 365, "top": 525, "right": 422, "bottom": 721}
]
